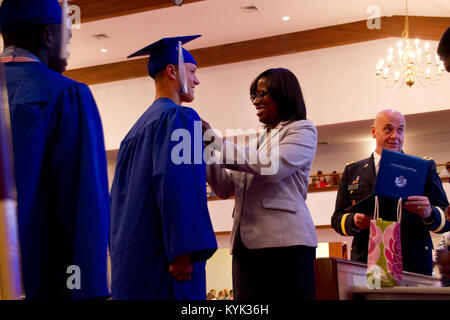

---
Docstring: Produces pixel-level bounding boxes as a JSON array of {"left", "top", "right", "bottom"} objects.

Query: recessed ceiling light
[
  {"left": 282, "top": 16, "right": 290, "bottom": 21},
  {"left": 100, "top": 49, "right": 108, "bottom": 53},
  {"left": 92, "top": 33, "right": 109, "bottom": 40},
  {"left": 240, "top": 5, "right": 259, "bottom": 13}
]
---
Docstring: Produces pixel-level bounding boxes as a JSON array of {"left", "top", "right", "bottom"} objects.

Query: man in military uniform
[{"left": 331, "top": 109, "right": 449, "bottom": 276}]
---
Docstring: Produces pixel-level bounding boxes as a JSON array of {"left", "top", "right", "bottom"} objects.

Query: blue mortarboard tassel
[{"left": 127, "top": 35, "right": 201, "bottom": 79}]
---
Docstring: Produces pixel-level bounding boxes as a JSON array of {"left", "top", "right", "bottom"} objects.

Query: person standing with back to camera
[
  {"left": 0, "top": 0, "right": 109, "bottom": 299},
  {"left": 203, "top": 68, "right": 318, "bottom": 300}
]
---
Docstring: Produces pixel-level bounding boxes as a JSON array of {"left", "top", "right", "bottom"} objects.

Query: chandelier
[{"left": 376, "top": 0, "right": 445, "bottom": 88}]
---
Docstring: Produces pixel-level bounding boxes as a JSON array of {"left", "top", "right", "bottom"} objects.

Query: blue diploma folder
[
  {"left": 374, "top": 149, "right": 429, "bottom": 199},
  {"left": 345, "top": 149, "right": 429, "bottom": 214}
]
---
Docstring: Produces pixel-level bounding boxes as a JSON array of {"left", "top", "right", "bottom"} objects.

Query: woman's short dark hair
[
  {"left": 250, "top": 68, "right": 307, "bottom": 122},
  {"left": 438, "top": 27, "right": 450, "bottom": 59}
]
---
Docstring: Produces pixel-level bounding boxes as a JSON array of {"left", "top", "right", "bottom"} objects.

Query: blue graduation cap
[
  {"left": 127, "top": 35, "right": 201, "bottom": 79},
  {"left": 0, "top": 0, "right": 62, "bottom": 34}
]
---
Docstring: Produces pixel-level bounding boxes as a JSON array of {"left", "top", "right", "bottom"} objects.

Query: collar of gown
[{"left": 1, "top": 46, "right": 41, "bottom": 62}]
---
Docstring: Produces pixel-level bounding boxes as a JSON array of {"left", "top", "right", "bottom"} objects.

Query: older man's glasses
[{"left": 250, "top": 90, "right": 269, "bottom": 103}]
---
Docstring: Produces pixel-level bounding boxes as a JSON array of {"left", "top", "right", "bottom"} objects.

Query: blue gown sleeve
[
  {"left": 152, "top": 106, "right": 217, "bottom": 264},
  {"left": 47, "top": 83, "right": 110, "bottom": 299}
]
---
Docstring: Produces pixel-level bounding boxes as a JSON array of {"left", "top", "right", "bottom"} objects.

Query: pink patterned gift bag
[{"left": 367, "top": 196, "right": 403, "bottom": 288}]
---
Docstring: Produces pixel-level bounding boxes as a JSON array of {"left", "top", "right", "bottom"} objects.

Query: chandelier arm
[{"left": 403, "top": 0, "right": 409, "bottom": 39}]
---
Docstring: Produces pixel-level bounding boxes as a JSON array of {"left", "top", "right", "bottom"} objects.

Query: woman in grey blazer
[{"left": 203, "top": 68, "right": 318, "bottom": 300}]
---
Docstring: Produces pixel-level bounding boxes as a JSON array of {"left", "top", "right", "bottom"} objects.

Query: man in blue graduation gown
[
  {"left": 0, "top": 0, "right": 110, "bottom": 299},
  {"left": 110, "top": 35, "right": 217, "bottom": 300}
]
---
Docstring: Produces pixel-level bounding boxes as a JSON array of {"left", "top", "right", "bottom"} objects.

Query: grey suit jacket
[{"left": 206, "top": 119, "right": 318, "bottom": 254}]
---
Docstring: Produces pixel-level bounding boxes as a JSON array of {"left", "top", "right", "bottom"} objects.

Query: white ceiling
[
  {"left": 1, "top": 0, "right": 448, "bottom": 145},
  {"left": 66, "top": 0, "right": 450, "bottom": 69}
]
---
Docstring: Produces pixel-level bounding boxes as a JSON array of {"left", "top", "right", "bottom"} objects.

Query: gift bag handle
[
  {"left": 397, "top": 197, "right": 402, "bottom": 224},
  {"left": 374, "top": 196, "right": 379, "bottom": 220},
  {"left": 373, "top": 196, "right": 403, "bottom": 223}
]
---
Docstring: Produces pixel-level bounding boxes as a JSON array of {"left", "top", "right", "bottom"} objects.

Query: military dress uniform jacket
[{"left": 331, "top": 153, "right": 450, "bottom": 275}]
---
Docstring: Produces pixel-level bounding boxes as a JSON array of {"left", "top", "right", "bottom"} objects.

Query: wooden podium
[{"left": 314, "top": 257, "right": 441, "bottom": 300}]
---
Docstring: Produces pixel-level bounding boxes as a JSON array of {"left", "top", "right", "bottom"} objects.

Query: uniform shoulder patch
[
  {"left": 423, "top": 156, "right": 434, "bottom": 161},
  {"left": 346, "top": 161, "right": 354, "bottom": 166}
]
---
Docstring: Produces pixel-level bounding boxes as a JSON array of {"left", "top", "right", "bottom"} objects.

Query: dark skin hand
[
  {"left": 201, "top": 118, "right": 226, "bottom": 150},
  {"left": 201, "top": 119, "right": 217, "bottom": 145},
  {"left": 169, "top": 253, "right": 193, "bottom": 281}
]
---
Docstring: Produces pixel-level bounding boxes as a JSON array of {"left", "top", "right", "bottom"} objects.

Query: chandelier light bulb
[{"left": 435, "top": 54, "right": 441, "bottom": 65}]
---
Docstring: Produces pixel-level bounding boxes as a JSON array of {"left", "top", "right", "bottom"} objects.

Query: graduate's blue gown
[
  {"left": 110, "top": 98, "right": 217, "bottom": 300},
  {"left": 4, "top": 61, "right": 110, "bottom": 299}
]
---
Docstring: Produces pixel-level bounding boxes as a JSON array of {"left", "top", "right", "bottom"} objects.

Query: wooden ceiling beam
[
  {"left": 64, "top": 16, "right": 450, "bottom": 85},
  {"left": 70, "top": 0, "right": 206, "bottom": 23}
]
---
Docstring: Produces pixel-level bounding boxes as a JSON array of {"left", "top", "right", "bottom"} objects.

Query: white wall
[
  {"left": 207, "top": 183, "right": 450, "bottom": 238},
  {"left": 90, "top": 37, "right": 450, "bottom": 150},
  {"left": 205, "top": 248, "right": 232, "bottom": 293},
  {"left": 311, "top": 132, "right": 450, "bottom": 175}
]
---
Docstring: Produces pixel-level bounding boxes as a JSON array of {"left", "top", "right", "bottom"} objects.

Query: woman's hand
[
  {"left": 201, "top": 118, "right": 224, "bottom": 149},
  {"left": 201, "top": 119, "right": 212, "bottom": 134}
]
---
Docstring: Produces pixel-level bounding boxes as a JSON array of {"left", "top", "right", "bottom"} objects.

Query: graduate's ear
[
  {"left": 42, "top": 26, "right": 53, "bottom": 49},
  {"left": 166, "top": 64, "right": 178, "bottom": 81}
]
